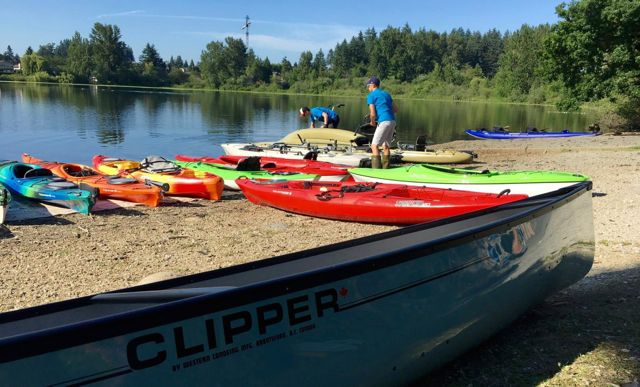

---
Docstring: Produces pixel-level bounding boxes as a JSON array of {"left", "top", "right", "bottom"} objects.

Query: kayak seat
[
  {"left": 47, "top": 181, "right": 77, "bottom": 190},
  {"left": 107, "top": 176, "right": 138, "bottom": 185},
  {"left": 262, "top": 162, "right": 276, "bottom": 168},
  {"left": 236, "top": 157, "right": 262, "bottom": 171},
  {"left": 20, "top": 166, "right": 54, "bottom": 179},
  {"left": 64, "top": 165, "right": 97, "bottom": 177},
  {"left": 240, "top": 145, "right": 264, "bottom": 152},
  {"left": 303, "top": 151, "right": 318, "bottom": 160},
  {"left": 140, "top": 156, "right": 181, "bottom": 174},
  {"left": 415, "top": 135, "right": 427, "bottom": 152}
]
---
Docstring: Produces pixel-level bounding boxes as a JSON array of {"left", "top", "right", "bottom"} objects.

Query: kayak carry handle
[
  {"left": 496, "top": 189, "right": 511, "bottom": 198},
  {"left": 144, "top": 179, "right": 170, "bottom": 192}
]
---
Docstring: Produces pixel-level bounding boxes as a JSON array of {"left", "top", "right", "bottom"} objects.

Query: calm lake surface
[{"left": 0, "top": 82, "right": 596, "bottom": 164}]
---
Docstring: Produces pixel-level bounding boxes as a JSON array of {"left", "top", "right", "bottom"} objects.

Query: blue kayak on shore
[
  {"left": 465, "top": 128, "right": 601, "bottom": 139},
  {"left": 0, "top": 161, "right": 97, "bottom": 215}
]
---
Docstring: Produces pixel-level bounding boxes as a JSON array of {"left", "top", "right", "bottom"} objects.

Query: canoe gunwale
[{"left": 0, "top": 181, "right": 592, "bottom": 363}]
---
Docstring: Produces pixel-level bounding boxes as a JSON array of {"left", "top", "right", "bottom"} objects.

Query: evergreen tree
[
  {"left": 296, "top": 51, "right": 313, "bottom": 80},
  {"left": 313, "top": 49, "right": 327, "bottom": 77},
  {"left": 2, "top": 45, "right": 15, "bottom": 62},
  {"left": 37, "top": 43, "right": 55, "bottom": 58},
  {"left": 175, "top": 55, "right": 184, "bottom": 68},
  {"left": 479, "top": 29, "right": 503, "bottom": 77},
  {"left": 139, "top": 43, "right": 165, "bottom": 69}
]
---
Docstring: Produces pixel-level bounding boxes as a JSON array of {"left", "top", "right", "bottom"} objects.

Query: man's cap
[
  {"left": 299, "top": 107, "right": 310, "bottom": 115},
  {"left": 365, "top": 76, "right": 380, "bottom": 87}
]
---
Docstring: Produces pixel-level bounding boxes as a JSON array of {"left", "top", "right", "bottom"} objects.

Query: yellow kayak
[
  {"left": 259, "top": 128, "right": 368, "bottom": 147},
  {"left": 391, "top": 149, "right": 474, "bottom": 164},
  {"left": 92, "top": 155, "right": 224, "bottom": 200}
]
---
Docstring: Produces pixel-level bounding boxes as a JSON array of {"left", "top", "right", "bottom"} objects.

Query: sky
[{"left": 0, "top": 0, "right": 563, "bottom": 63}]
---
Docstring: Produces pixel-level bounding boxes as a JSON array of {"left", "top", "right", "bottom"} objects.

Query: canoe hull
[{"left": 0, "top": 183, "right": 595, "bottom": 385}]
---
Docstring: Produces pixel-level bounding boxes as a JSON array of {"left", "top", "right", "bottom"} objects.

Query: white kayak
[{"left": 220, "top": 143, "right": 371, "bottom": 167}]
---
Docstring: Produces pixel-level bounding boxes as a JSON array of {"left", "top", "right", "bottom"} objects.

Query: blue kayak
[
  {"left": 0, "top": 161, "right": 97, "bottom": 215},
  {"left": 465, "top": 128, "right": 601, "bottom": 139}
]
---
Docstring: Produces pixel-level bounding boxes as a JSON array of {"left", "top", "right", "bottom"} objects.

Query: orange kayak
[
  {"left": 92, "top": 155, "right": 224, "bottom": 201},
  {"left": 22, "top": 154, "right": 164, "bottom": 207}
]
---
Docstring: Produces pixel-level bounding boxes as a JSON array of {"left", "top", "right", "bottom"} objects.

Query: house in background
[
  {"left": 0, "top": 61, "right": 15, "bottom": 74},
  {"left": 13, "top": 62, "right": 21, "bottom": 73}
]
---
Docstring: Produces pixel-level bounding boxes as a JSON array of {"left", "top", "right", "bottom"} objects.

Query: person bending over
[{"left": 299, "top": 106, "right": 340, "bottom": 128}]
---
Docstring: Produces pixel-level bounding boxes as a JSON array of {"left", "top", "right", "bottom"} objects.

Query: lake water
[{"left": 0, "top": 82, "right": 596, "bottom": 164}]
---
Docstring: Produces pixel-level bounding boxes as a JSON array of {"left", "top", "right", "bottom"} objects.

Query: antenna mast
[{"left": 241, "top": 15, "right": 251, "bottom": 48}]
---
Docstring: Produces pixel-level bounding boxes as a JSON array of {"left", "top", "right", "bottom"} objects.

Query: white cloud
[
  {"left": 96, "top": 10, "right": 145, "bottom": 19},
  {"left": 181, "top": 23, "right": 361, "bottom": 55},
  {"left": 93, "top": 11, "right": 363, "bottom": 60}
]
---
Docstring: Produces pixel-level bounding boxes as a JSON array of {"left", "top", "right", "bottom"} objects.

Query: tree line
[{"left": 1, "top": 0, "right": 637, "bottom": 129}]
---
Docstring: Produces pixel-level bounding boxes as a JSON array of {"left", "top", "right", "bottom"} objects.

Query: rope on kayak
[{"left": 315, "top": 183, "right": 378, "bottom": 201}]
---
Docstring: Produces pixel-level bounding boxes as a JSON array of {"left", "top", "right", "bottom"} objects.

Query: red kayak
[
  {"left": 176, "top": 154, "right": 351, "bottom": 182},
  {"left": 237, "top": 180, "right": 528, "bottom": 225}
]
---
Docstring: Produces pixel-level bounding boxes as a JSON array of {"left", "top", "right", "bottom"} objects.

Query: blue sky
[{"left": 0, "top": 0, "right": 562, "bottom": 63}]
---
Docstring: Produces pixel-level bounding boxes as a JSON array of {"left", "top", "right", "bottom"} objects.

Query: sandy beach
[{"left": 1, "top": 134, "right": 639, "bottom": 384}]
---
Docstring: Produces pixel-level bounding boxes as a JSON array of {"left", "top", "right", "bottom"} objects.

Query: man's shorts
[{"left": 371, "top": 120, "right": 396, "bottom": 146}]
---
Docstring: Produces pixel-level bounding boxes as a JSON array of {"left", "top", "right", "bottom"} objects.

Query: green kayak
[
  {"left": 349, "top": 164, "right": 589, "bottom": 196},
  {"left": 174, "top": 161, "right": 319, "bottom": 190}
]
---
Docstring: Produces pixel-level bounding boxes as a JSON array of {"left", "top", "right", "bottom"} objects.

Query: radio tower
[{"left": 242, "top": 15, "right": 251, "bottom": 48}]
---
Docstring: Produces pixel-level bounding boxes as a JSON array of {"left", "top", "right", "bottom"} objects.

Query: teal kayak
[
  {"left": 349, "top": 164, "right": 589, "bottom": 196},
  {"left": 174, "top": 161, "right": 320, "bottom": 190},
  {"left": 0, "top": 161, "right": 96, "bottom": 215}
]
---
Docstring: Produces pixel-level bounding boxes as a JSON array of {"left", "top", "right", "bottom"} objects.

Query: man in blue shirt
[
  {"left": 366, "top": 76, "right": 398, "bottom": 169},
  {"left": 299, "top": 106, "right": 340, "bottom": 128}
]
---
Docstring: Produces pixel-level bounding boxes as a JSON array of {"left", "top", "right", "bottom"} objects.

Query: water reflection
[{"left": 0, "top": 83, "right": 597, "bottom": 163}]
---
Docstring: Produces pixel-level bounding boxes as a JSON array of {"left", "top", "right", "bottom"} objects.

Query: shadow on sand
[{"left": 415, "top": 266, "right": 640, "bottom": 385}]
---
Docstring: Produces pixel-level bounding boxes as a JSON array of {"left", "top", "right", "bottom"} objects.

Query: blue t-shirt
[
  {"left": 309, "top": 107, "right": 338, "bottom": 125},
  {"left": 366, "top": 89, "right": 395, "bottom": 123}
]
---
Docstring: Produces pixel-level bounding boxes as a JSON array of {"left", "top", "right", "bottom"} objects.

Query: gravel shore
[
  {"left": 1, "top": 134, "right": 639, "bottom": 314},
  {"left": 0, "top": 135, "right": 640, "bottom": 311}
]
